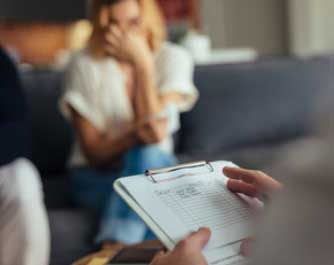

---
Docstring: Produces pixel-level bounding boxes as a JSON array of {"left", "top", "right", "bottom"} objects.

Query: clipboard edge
[{"left": 113, "top": 180, "right": 176, "bottom": 251}]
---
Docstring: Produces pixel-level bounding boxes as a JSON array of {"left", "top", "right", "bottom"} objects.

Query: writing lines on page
[
  {"left": 155, "top": 179, "right": 251, "bottom": 238},
  {"left": 212, "top": 255, "right": 247, "bottom": 265}
]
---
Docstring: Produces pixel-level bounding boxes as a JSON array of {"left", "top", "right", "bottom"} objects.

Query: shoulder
[
  {"left": 0, "top": 48, "right": 26, "bottom": 114},
  {"left": 67, "top": 49, "right": 94, "bottom": 70},
  {"left": 65, "top": 50, "right": 103, "bottom": 83},
  {"left": 67, "top": 49, "right": 118, "bottom": 74},
  {"left": 0, "top": 48, "right": 21, "bottom": 92},
  {"left": 156, "top": 42, "right": 193, "bottom": 64}
]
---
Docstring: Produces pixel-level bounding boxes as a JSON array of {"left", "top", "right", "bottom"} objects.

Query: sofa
[{"left": 21, "top": 55, "right": 334, "bottom": 265}]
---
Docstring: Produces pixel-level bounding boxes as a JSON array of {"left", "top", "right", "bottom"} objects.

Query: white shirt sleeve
[
  {"left": 156, "top": 44, "right": 199, "bottom": 113},
  {"left": 60, "top": 53, "right": 106, "bottom": 131}
]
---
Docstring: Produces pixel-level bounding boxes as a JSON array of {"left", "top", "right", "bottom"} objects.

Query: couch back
[
  {"left": 21, "top": 57, "right": 334, "bottom": 177},
  {"left": 179, "top": 57, "right": 334, "bottom": 155}
]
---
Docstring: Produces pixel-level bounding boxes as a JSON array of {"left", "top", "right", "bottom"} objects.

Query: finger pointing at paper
[
  {"left": 224, "top": 167, "right": 282, "bottom": 199},
  {"left": 224, "top": 167, "right": 282, "bottom": 258}
]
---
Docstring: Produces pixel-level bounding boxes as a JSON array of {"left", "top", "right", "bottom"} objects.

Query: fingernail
[
  {"left": 223, "top": 167, "right": 231, "bottom": 172},
  {"left": 200, "top": 227, "right": 210, "bottom": 232}
]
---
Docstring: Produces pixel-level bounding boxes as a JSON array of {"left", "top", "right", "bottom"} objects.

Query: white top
[{"left": 60, "top": 42, "right": 199, "bottom": 167}]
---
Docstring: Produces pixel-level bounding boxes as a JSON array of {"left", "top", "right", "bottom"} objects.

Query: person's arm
[
  {"left": 132, "top": 55, "right": 185, "bottom": 143},
  {"left": 70, "top": 107, "right": 140, "bottom": 168},
  {"left": 224, "top": 167, "right": 282, "bottom": 199},
  {"left": 131, "top": 55, "right": 184, "bottom": 120},
  {"left": 0, "top": 49, "right": 31, "bottom": 166},
  {"left": 104, "top": 26, "right": 185, "bottom": 144},
  {"left": 224, "top": 167, "right": 282, "bottom": 257}
]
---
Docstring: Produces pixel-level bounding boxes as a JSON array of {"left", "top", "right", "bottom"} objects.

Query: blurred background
[
  {"left": 1, "top": 1, "right": 334, "bottom": 265},
  {"left": 2, "top": 0, "right": 334, "bottom": 66}
]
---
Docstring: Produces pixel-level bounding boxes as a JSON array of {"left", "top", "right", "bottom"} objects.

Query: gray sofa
[{"left": 21, "top": 56, "right": 334, "bottom": 265}]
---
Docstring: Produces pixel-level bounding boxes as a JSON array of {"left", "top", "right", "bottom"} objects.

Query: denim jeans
[{"left": 70, "top": 145, "right": 177, "bottom": 244}]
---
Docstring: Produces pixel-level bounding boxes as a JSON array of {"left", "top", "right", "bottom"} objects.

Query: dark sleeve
[{"left": 0, "top": 49, "right": 31, "bottom": 167}]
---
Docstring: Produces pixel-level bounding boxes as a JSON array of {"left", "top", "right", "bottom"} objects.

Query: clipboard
[
  {"left": 113, "top": 160, "right": 250, "bottom": 256},
  {"left": 114, "top": 161, "right": 218, "bottom": 249}
]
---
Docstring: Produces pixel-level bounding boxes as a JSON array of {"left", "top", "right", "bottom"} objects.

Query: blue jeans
[{"left": 70, "top": 145, "right": 177, "bottom": 244}]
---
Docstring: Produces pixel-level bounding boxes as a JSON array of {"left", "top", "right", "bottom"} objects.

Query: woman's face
[{"left": 100, "top": 0, "right": 143, "bottom": 34}]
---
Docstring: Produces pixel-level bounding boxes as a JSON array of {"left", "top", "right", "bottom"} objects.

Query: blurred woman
[{"left": 61, "top": 0, "right": 198, "bottom": 244}]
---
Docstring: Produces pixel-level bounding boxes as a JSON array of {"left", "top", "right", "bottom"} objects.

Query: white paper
[{"left": 119, "top": 161, "right": 252, "bottom": 265}]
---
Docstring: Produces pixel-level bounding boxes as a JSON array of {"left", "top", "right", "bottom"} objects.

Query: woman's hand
[
  {"left": 136, "top": 117, "right": 168, "bottom": 144},
  {"left": 104, "top": 25, "right": 152, "bottom": 64},
  {"left": 150, "top": 228, "right": 211, "bottom": 265},
  {"left": 224, "top": 167, "right": 282, "bottom": 200}
]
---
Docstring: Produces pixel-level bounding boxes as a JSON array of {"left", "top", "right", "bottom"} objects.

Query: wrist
[
  {"left": 132, "top": 52, "right": 154, "bottom": 70},
  {"left": 132, "top": 125, "right": 140, "bottom": 141}
]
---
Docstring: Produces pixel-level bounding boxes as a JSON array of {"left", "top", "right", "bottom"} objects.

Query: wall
[
  {"left": 0, "top": 23, "right": 68, "bottom": 64},
  {"left": 0, "top": 0, "right": 86, "bottom": 21},
  {"left": 0, "top": 21, "right": 91, "bottom": 65},
  {"left": 289, "top": 0, "right": 334, "bottom": 56},
  {"left": 0, "top": 0, "right": 88, "bottom": 65},
  {"left": 201, "top": 0, "right": 288, "bottom": 55}
]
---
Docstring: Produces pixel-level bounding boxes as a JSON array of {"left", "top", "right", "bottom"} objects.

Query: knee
[
  {"left": 126, "top": 145, "right": 163, "bottom": 166},
  {"left": 127, "top": 145, "right": 162, "bottom": 159},
  {"left": 124, "top": 145, "right": 176, "bottom": 174}
]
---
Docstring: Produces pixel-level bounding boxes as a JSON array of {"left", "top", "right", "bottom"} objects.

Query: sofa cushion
[
  {"left": 42, "top": 177, "right": 73, "bottom": 209},
  {"left": 48, "top": 209, "right": 98, "bottom": 265},
  {"left": 21, "top": 69, "right": 74, "bottom": 177},
  {"left": 179, "top": 57, "right": 334, "bottom": 155}
]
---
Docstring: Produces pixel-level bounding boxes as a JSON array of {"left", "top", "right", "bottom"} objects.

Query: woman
[{"left": 61, "top": 0, "right": 198, "bottom": 244}]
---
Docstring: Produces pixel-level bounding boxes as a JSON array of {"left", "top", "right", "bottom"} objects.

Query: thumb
[
  {"left": 240, "top": 238, "right": 254, "bottom": 257},
  {"left": 188, "top": 227, "right": 211, "bottom": 248},
  {"left": 151, "top": 250, "right": 167, "bottom": 264}
]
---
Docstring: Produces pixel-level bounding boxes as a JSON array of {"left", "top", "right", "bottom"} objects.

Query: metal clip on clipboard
[{"left": 145, "top": 161, "right": 214, "bottom": 183}]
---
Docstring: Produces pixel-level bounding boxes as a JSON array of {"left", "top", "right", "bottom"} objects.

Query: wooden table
[{"left": 73, "top": 241, "right": 163, "bottom": 265}]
